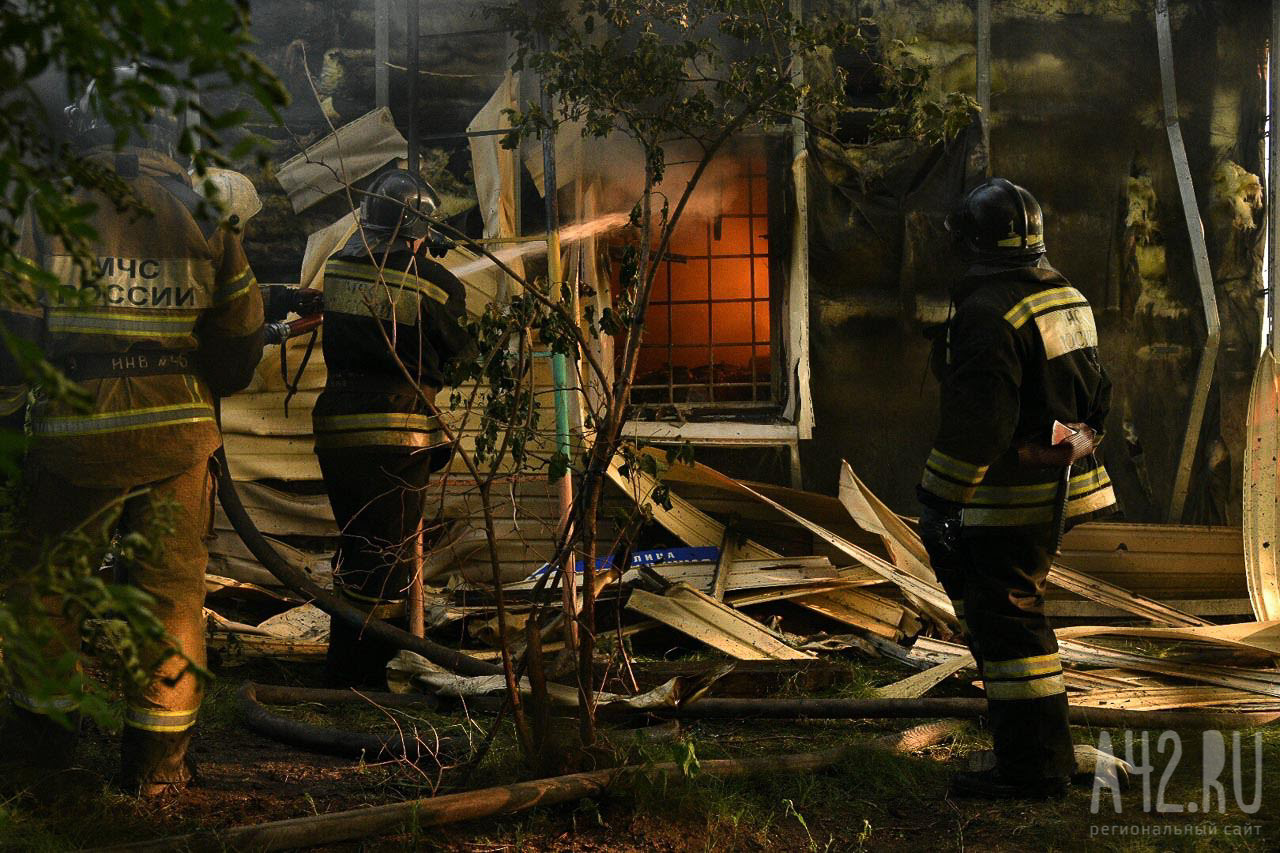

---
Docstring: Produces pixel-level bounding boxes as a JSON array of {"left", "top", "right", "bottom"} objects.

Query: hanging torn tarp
[
  {"left": 468, "top": 73, "right": 520, "bottom": 240},
  {"left": 276, "top": 107, "right": 407, "bottom": 212},
  {"left": 299, "top": 212, "right": 359, "bottom": 290}
]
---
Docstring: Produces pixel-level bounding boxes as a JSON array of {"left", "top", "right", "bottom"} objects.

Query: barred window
[{"left": 627, "top": 155, "right": 776, "bottom": 411}]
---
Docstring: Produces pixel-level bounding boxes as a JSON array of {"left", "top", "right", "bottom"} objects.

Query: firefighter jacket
[
  {"left": 2, "top": 147, "right": 264, "bottom": 487},
  {"left": 312, "top": 231, "right": 472, "bottom": 456},
  {"left": 919, "top": 260, "right": 1116, "bottom": 530}
]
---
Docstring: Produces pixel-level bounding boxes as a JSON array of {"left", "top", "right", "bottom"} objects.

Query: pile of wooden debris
[{"left": 204, "top": 451, "right": 1280, "bottom": 715}]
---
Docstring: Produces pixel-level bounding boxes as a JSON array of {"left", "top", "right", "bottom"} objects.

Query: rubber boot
[
  {"left": 120, "top": 727, "right": 195, "bottom": 798},
  {"left": 949, "top": 767, "right": 1069, "bottom": 801},
  {"left": 325, "top": 616, "right": 402, "bottom": 688}
]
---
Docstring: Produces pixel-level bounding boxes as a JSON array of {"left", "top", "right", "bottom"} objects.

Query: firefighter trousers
[
  {"left": 317, "top": 449, "right": 434, "bottom": 684},
  {"left": 932, "top": 528, "right": 1075, "bottom": 781},
  {"left": 7, "top": 455, "right": 214, "bottom": 789}
]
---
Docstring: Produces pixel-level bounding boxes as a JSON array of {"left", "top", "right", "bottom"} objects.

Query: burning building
[{"left": 213, "top": 0, "right": 1268, "bottom": 604}]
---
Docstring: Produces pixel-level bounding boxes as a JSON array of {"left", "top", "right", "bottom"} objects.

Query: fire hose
[
  {"left": 235, "top": 682, "right": 471, "bottom": 763},
  {"left": 215, "top": 312, "right": 503, "bottom": 755},
  {"left": 261, "top": 313, "right": 322, "bottom": 346},
  {"left": 213, "top": 449, "right": 500, "bottom": 678}
]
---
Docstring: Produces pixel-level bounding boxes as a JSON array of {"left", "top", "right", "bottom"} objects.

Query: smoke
[{"left": 579, "top": 132, "right": 766, "bottom": 227}]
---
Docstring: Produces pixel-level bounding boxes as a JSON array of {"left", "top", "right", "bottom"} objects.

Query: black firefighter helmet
[
  {"left": 945, "top": 178, "right": 1046, "bottom": 262},
  {"left": 361, "top": 169, "right": 441, "bottom": 238}
]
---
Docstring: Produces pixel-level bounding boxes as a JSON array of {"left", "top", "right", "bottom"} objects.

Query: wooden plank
[
  {"left": 208, "top": 633, "right": 328, "bottom": 662},
  {"left": 711, "top": 531, "right": 737, "bottom": 601},
  {"left": 1045, "top": 598, "right": 1254, "bottom": 619},
  {"left": 1155, "top": 0, "right": 1221, "bottom": 522},
  {"left": 838, "top": 462, "right": 963, "bottom": 627},
  {"left": 627, "top": 584, "right": 813, "bottom": 661},
  {"left": 658, "top": 458, "right": 959, "bottom": 624},
  {"left": 840, "top": 460, "right": 1209, "bottom": 627},
  {"left": 1059, "top": 524, "right": 1246, "bottom": 600},
  {"left": 1069, "top": 686, "right": 1280, "bottom": 712},
  {"left": 1057, "top": 621, "right": 1280, "bottom": 658},
  {"left": 618, "top": 556, "right": 839, "bottom": 595},
  {"left": 725, "top": 580, "right": 872, "bottom": 607},
  {"left": 1059, "top": 639, "right": 1280, "bottom": 699},
  {"left": 1047, "top": 563, "right": 1208, "bottom": 627},
  {"left": 874, "top": 655, "right": 973, "bottom": 700},
  {"left": 1064, "top": 522, "right": 1242, "bottom": 554},
  {"left": 794, "top": 587, "right": 921, "bottom": 641},
  {"left": 607, "top": 456, "right": 779, "bottom": 560}
]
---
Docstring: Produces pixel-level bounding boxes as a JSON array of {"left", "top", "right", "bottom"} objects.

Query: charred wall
[{"left": 802, "top": 0, "right": 1267, "bottom": 524}]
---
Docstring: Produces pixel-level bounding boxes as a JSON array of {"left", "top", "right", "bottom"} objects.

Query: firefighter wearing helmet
[
  {"left": 918, "top": 178, "right": 1116, "bottom": 799},
  {"left": 313, "top": 168, "right": 472, "bottom": 686},
  {"left": 0, "top": 65, "right": 265, "bottom": 796}
]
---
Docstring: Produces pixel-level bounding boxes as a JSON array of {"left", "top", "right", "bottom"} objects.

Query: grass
[{"left": 1, "top": 656, "right": 1276, "bottom": 851}]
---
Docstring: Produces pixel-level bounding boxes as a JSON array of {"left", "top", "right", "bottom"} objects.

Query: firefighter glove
[
  {"left": 425, "top": 228, "right": 455, "bottom": 259},
  {"left": 1016, "top": 423, "right": 1099, "bottom": 468},
  {"left": 918, "top": 497, "right": 963, "bottom": 563}
]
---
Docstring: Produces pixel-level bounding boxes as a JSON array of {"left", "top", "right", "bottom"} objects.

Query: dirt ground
[{"left": 1, "top": 655, "right": 1276, "bottom": 852}]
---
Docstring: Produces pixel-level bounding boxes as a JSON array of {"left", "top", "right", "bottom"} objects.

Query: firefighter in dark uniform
[
  {"left": 918, "top": 178, "right": 1115, "bottom": 800},
  {"left": 0, "top": 68, "right": 265, "bottom": 795},
  {"left": 311, "top": 169, "right": 472, "bottom": 686}
]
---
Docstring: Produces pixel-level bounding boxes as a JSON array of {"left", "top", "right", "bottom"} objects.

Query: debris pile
[{"left": 205, "top": 448, "right": 1280, "bottom": 716}]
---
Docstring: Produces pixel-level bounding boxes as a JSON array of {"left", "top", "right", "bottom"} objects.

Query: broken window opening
[{"left": 615, "top": 153, "right": 781, "bottom": 416}]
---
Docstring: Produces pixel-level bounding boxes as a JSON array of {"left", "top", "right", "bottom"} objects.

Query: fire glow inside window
[{"left": 628, "top": 157, "right": 774, "bottom": 409}]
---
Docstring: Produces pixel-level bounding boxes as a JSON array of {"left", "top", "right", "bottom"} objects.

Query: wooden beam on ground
[
  {"left": 626, "top": 584, "right": 813, "bottom": 661},
  {"left": 873, "top": 655, "right": 974, "bottom": 700},
  {"left": 794, "top": 587, "right": 922, "bottom": 642}
]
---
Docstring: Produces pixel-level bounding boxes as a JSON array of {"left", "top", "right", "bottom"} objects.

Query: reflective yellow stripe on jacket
[
  {"left": 1002, "top": 286, "right": 1089, "bottom": 330},
  {"left": 322, "top": 260, "right": 449, "bottom": 327},
  {"left": 9, "top": 688, "right": 80, "bottom": 715},
  {"left": 46, "top": 307, "right": 200, "bottom": 340},
  {"left": 32, "top": 401, "right": 216, "bottom": 437},
  {"left": 213, "top": 266, "right": 257, "bottom": 306},
  {"left": 920, "top": 448, "right": 990, "bottom": 504},
  {"left": 313, "top": 411, "right": 445, "bottom": 451},
  {"left": 961, "top": 466, "right": 1115, "bottom": 527}
]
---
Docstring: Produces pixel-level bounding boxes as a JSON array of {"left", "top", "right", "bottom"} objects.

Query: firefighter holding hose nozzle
[{"left": 308, "top": 168, "right": 471, "bottom": 687}]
